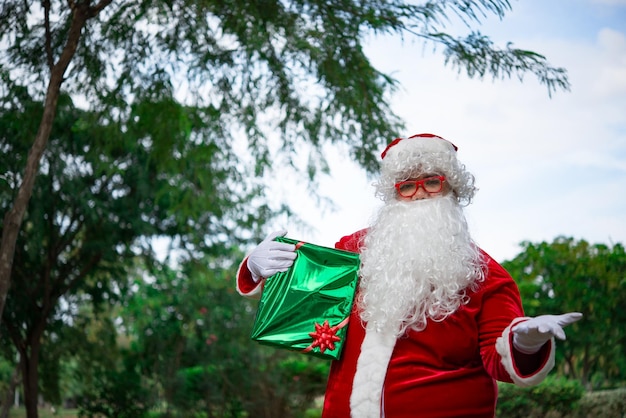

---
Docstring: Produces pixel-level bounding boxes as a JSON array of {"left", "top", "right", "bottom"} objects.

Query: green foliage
[
  {"left": 0, "top": 355, "right": 15, "bottom": 396},
  {"left": 502, "top": 237, "right": 626, "bottom": 389},
  {"left": 575, "top": 388, "right": 626, "bottom": 418},
  {"left": 53, "top": 305, "right": 125, "bottom": 408},
  {"left": 119, "top": 258, "right": 329, "bottom": 418},
  {"left": 277, "top": 356, "right": 330, "bottom": 398},
  {"left": 77, "top": 363, "right": 150, "bottom": 418},
  {"left": 0, "top": 85, "right": 274, "bottom": 415},
  {"left": 496, "top": 376, "right": 585, "bottom": 418},
  {"left": 0, "top": 0, "right": 569, "bottom": 178},
  {"left": 429, "top": 32, "right": 569, "bottom": 98},
  {"left": 496, "top": 386, "right": 626, "bottom": 418}
]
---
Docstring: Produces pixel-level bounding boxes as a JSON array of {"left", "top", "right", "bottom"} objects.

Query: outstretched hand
[
  {"left": 512, "top": 312, "right": 583, "bottom": 354},
  {"left": 247, "top": 230, "right": 297, "bottom": 283}
]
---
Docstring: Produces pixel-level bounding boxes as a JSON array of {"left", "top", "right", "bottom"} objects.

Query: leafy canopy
[{"left": 1, "top": 0, "right": 569, "bottom": 177}]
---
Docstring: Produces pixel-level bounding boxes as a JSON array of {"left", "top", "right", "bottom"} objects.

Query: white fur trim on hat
[
  {"left": 383, "top": 134, "right": 457, "bottom": 161},
  {"left": 350, "top": 323, "right": 397, "bottom": 418},
  {"left": 496, "top": 317, "right": 555, "bottom": 387},
  {"left": 381, "top": 135, "right": 456, "bottom": 176}
]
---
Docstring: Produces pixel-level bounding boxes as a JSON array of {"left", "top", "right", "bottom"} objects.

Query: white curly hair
[{"left": 375, "top": 133, "right": 477, "bottom": 205}]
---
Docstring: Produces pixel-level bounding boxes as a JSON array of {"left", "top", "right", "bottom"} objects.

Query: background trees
[
  {"left": 0, "top": 86, "right": 268, "bottom": 416},
  {"left": 116, "top": 259, "right": 329, "bottom": 417},
  {"left": 503, "top": 237, "right": 626, "bottom": 390}
]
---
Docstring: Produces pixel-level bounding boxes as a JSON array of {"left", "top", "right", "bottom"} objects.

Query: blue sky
[{"left": 272, "top": 0, "right": 626, "bottom": 262}]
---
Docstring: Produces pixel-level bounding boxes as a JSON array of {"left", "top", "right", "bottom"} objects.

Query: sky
[{"left": 273, "top": 0, "right": 626, "bottom": 263}]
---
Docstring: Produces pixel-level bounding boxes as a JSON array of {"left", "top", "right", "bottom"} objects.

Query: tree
[
  {"left": 0, "top": 0, "right": 571, "bottom": 326},
  {"left": 0, "top": 87, "right": 269, "bottom": 416},
  {"left": 502, "top": 237, "right": 626, "bottom": 389},
  {"left": 0, "top": 0, "right": 113, "bottom": 327}
]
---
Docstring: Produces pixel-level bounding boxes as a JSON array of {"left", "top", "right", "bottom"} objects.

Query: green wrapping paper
[{"left": 251, "top": 237, "right": 360, "bottom": 360}]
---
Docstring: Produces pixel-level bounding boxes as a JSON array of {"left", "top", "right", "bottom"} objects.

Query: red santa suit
[
  {"left": 237, "top": 229, "right": 555, "bottom": 418},
  {"left": 239, "top": 134, "right": 557, "bottom": 417}
]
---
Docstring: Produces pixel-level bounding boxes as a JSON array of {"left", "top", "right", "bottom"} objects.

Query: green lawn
[{"left": 8, "top": 407, "right": 78, "bottom": 418}]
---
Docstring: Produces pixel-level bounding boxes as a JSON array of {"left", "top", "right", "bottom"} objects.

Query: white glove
[
  {"left": 246, "top": 230, "right": 297, "bottom": 283},
  {"left": 512, "top": 312, "right": 583, "bottom": 354}
]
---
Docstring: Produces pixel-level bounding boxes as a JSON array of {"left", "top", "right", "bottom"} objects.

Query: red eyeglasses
[{"left": 394, "top": 175, "right": 446, "bottom": 198}]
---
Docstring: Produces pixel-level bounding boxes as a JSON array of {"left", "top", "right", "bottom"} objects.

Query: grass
[{"left": 8, "top": 407, "right": 78, "bottom": 418}]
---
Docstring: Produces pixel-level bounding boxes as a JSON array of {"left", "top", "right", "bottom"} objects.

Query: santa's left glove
[
  {"left": 512, "top": 312, "right": 583, "bottom": 354},
  {"left": 247, "top": 230, "right": 297, "bottom": 283}
]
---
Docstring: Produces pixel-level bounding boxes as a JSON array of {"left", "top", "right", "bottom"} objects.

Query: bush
[
  {"left": 77, "top": 366, "right": 150, "bottom": 418},
  {"left": 496, "top": 376, "right": 585, "bottom": 418},
  {"left": 574, "top": 388, "right": 626, "bottom": 418}
]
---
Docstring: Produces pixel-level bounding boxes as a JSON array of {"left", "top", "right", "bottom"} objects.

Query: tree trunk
[
  {"left": 22, "top": 352, "right": 39, "bottom": 418},
  {"left": 20, "top": 314, "right": 48, "bottom": 418},
  {"left": 0, "top": 1, "right": 95, "bottom": 325}
]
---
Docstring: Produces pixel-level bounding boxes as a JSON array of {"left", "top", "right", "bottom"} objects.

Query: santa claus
[{"left": 237, "top": 133, "right": 582, "bottom": 417}]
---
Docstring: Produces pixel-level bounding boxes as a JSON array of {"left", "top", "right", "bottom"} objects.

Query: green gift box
[{"left": 251, "top": 237, "right": 360, "bottom": 360}]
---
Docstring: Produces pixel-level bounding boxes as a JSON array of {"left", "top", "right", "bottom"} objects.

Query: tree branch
[{"left": 43, "top": 0, "right": 54, "bottom": 70}]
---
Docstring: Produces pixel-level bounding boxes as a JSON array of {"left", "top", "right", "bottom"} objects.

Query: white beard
[{"left": 358, "top": 195, "right": 485, "bottom": 337}]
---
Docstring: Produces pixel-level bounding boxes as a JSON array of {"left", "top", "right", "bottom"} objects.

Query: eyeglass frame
[{"left": 394, "top": 175, "right": 446, "bottom": 198}]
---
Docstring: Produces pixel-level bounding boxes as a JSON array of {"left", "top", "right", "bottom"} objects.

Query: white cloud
[{"left": 592, "top": 28, "right": 626, "bottom": 96}]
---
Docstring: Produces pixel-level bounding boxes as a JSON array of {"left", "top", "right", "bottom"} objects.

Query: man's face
[{"left": 394, "top": 173, "right": 451, "bottom": 201}]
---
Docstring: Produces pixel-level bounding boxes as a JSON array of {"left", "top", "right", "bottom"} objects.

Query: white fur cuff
[
  {"left": 496, "top": 317, "right": 555, "bottom": 387},
  {"left": 236, "top": 260, "right": 264, "bottom": 298}
]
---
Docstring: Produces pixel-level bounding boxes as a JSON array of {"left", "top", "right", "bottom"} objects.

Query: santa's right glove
[
  {"left": 247, "top": 230, "right": 297, "bottom": 283},
  {"left": 512, "top": 312, "right": 583, "bottom": 354}
]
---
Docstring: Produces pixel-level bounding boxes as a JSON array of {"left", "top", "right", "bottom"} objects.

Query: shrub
[
  {"left": 77, "top": 366, "right": 150, "bottom": 418},
  {"left": 496, "top": 376, "right": 584, "bottom": 418},
  {"left": 574, "top": 388, "right": 626, "bottom": 418}
]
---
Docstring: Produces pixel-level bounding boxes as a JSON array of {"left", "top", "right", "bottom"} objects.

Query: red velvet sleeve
[{"left": 478, "top": 253, "right": 554, "bottom": 383}]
